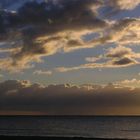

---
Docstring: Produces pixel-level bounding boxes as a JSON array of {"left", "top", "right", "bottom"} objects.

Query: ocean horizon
[{"left": 0, "top": 116, "right": 140, "bottom": 139}]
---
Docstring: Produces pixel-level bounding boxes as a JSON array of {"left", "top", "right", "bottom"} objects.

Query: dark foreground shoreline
[{"left": 0, "top": 136, "right": 135, "bottom": 140}]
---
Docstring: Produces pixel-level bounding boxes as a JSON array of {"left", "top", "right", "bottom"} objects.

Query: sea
[{"left": 0, "top": 116, "right": 140, "bottom": 139}]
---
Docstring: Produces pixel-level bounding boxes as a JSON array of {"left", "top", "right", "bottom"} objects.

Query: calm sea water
[{"left": 0, "top": 116, "right": 140, "bottom": 139}]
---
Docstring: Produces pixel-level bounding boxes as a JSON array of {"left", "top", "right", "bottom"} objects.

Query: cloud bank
[{"left": 0, "top": 80, "right": 140, "bottom": 115}]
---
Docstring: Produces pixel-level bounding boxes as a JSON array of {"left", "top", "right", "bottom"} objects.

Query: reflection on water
[{"left": 0, "top": 116, "right": 140, "bottom": 139}]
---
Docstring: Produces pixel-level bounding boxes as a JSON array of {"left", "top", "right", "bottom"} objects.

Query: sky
[{"left": 0, "top": 0, "right": 140, "bottom": 115}]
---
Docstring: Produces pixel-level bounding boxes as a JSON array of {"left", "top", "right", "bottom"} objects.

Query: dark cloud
[
  {"left": 67, "top": 40, "right": 83, "bottom": 47},
  {"left": 105, "top": 46, "right": 139, "bottom": 66},
  {"left": 0, "top": 0, "right": 108, "bottom": 71},
  {"left": 0, "top": 13, "right": 5, "bottom": 35},
  {"left": 0, "top": 80, "right": 140, "bottom": 115},
  {"left": 112, "top": 57, "right": 136, "bottom": 66},
  {"left": 106, "top": 47, "right": 131, "bottom": 58},
  {"left": 0, "top": 0, "right": 23, "bottom": 8},
  {"left": 1, "top": 0, "right": 105, "bottom": 36},
  {"left": 0, "top": 1, "right": 140, "bottom": 72}
]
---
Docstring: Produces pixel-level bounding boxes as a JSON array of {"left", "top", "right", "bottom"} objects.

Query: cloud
[
  {"left": 106, "top": 46, "right": 132, "bottom": 58},
  {"left": 90, "top": 18, "right": 140, "bottom": 45},
  {"left": 33, "top": 70, "right": 52, "bottom": 75},
  {"left": 0, "top": 1, "right": 140, "bottom": 72},
  {"left": 0, "top": 74, "right": 3, "bottom": 78},
  {"left": 116, "top": 78, "right": 140, "bottom": 88},
  {"left": 105, "top": 46, "right": 140, "bottom": 60},
  {"left": 56, "top": 59, "right": 138, "bottom": 72},
  {"left": 0, "top": 58, "right": 34, "bottom": 73},
  {"left": 112, "top": 57, "right": 137, "bottom": 65},
  {"left": 56, "top": 46, "right": 140, "bottom": 72},
  {"left": 63, "top": 17, "right": 140, "bottom": 55},
  {"left": 0, "top": 80, "right": 140, "bottom": 115},
  {"left": 85, "top": 55, "right": 103, "bottom": 62},
  {"left": 107, "top": 0, "right": 140, "bottom": 10},
  {"left": 103, "top": 0, "right": 140, "bottom": 16},
  {"left": 0, "top": 0, "right": 109, "bottom": 72}
]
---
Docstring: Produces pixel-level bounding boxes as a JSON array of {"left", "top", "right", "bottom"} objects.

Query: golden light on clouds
[{"left": 0, "top": 0, "right": 140, "bottom": 115}]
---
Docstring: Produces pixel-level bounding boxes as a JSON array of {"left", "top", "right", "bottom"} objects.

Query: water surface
[{"left": 0, "top": 116, "right": 140, "bottom": 139}]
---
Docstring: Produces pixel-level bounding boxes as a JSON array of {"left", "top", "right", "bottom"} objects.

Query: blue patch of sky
[
  {"left": 82, "top": 32, "right": 100, "bottom": 42},
  {"left": 2, "top": 61, "right": 140, "bottom": 85},
  {"left": 99, "top": 5, "right": 140, "bottom": 20},
  {"left": 32, "top": 43, "right": 113, "bottom": 69},
  {"left": 29, "top": 64, "right": 140, "bottom": 85}
]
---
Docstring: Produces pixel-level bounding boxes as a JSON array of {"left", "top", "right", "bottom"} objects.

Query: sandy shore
[{"left": 0, "top": 136, "right": 133, "bottom": 140}]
